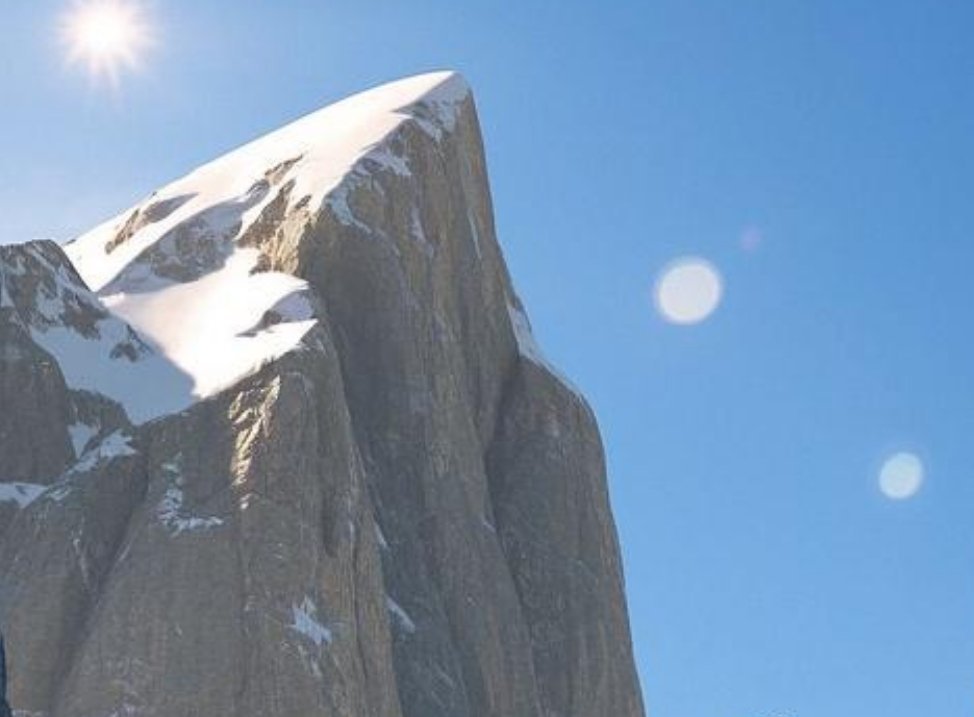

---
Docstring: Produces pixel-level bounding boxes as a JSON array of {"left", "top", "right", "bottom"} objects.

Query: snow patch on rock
[
  {"left": 290, "top": 597, "right": 332, "bottom": 647},
  {"left": 102, "top": 249, "right": 316, "bottom": 400},
  {"left": 0, "top": 482, "right": 46, "bottom": 508},
  {"left": 386, "top": 595, "right": 417, "bottom": 634},
  {"left": 157, "top": 459, "right": 224, "bottom": 535},
  {"left": 68, "top": 420, "right": 98, "bottom": 458},
  {"left": 73, "top": 431, "right": 137, "bottom": 474}
]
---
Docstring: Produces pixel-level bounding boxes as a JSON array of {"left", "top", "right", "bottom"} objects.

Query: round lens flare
[
  {"left": 879, "top": 452, "right": 924, "bottom": 500},
  {"left": 60, "top": 0, "right": 153, "bottom": 85},
  {"left": 654, "top": 258, "right": 723, "bottom": 325}
]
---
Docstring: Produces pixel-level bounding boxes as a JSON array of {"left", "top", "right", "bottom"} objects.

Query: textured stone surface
[{"left": 0, "top": 75, "right": 644, "bottom": 716}]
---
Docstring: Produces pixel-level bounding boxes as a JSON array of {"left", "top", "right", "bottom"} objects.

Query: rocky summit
[{"left": 0, "top": 71, "right": 644, "bottom": 717}]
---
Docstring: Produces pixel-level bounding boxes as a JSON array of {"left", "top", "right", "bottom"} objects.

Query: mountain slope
[{"left": 0, "top": 71, "right": 644, "bottom": 717}]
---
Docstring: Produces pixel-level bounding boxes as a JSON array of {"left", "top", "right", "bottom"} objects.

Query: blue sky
[{"left": 3, "top": 1, "right": 973, "bottom": 714}]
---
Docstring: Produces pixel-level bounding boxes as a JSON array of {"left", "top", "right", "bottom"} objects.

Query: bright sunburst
[{"left": 61, "top": 0, "right": 153, "bottom": 86}]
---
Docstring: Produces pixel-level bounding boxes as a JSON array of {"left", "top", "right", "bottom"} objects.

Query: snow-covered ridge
[
  {"left": 48, "top": 71, "right": 469, "bottom": 422},
  {"left": 68, "top": 71, "right": 468, "bottom": 292}
]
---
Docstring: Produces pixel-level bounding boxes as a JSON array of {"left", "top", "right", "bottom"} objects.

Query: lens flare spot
[
  {"left": 654, "top": 257, "right": 723, "bottom": 325},
  {"left": 879, "top": 452, "right": 924, "bottom": 500}
]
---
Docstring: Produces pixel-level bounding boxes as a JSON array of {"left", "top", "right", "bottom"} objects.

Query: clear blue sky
[{"left": 3, "top": 1, "right": 973, "bottom": 714}]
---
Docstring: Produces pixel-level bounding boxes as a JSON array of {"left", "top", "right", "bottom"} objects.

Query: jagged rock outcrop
[{"left": 0, "top": 71, "right": 644, "bottom": 717}]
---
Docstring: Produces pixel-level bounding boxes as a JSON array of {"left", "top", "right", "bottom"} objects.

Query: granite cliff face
[{"left": 0, "top": 72, "right": 644, "bottom": 717}]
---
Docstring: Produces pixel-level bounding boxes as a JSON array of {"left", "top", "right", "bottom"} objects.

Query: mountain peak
[
  {"left": 60, "top": 71, "right": 472, "bottom": 419},
  {"left": 69, "top": 70, "right": 469, "bottom": 291},
  {"left": 0, "top": 71, "right": 644, "bottom": 717}
]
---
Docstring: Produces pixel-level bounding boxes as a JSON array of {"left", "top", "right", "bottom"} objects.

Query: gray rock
[{"left": 0, "top": 73, "right": 644, "bottom": 717}]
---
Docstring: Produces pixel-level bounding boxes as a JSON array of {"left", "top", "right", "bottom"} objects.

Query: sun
[{"left": 61, "top": 0, "right": 153, "bottom": 85}]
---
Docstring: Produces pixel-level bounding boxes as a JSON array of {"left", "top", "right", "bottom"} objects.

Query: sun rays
[{"left": 60, "top": 0, "right": 154, "bottom": 88}]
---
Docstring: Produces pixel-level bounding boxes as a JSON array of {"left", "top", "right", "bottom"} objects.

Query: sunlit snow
[{"left": 60, "top": 71, "right": 469, "bottom": 423}]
